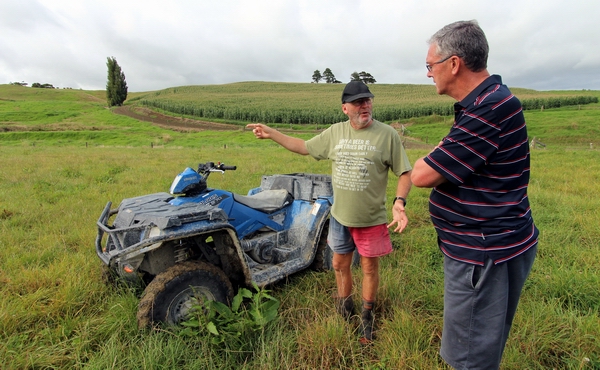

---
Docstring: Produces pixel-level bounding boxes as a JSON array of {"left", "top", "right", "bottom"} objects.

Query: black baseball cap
[{"left": 341, "top": 81, "right": 374, "bottom": 103}]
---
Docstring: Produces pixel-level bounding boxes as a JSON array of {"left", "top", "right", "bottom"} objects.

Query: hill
[{"left": 1, "top": 82, "right": 599, "bottom": 149}]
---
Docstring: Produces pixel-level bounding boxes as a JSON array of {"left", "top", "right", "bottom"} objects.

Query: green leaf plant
[{"left": 180, "top": 282, "right": 280, "bottom": 356}]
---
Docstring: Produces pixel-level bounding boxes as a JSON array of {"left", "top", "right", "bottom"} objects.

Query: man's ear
[
  {"left": 451, "top": 56, "right": 461, "bottom": 76},
  {"left": 342, "top": 103, "right": 348, "bottom": 114}
]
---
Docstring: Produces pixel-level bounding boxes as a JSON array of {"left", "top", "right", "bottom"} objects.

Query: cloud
[{"left": 1, "top": 0, "right": 598, "bottom": 91}]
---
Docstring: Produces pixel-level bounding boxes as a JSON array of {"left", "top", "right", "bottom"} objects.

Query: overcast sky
[{"left": 1, "top": 0, "right": 598, "bottom": 92}]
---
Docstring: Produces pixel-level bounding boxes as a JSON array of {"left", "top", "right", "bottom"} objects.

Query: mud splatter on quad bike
[{"left": 96, "top": 162, "right": 345, "bottom": 328}]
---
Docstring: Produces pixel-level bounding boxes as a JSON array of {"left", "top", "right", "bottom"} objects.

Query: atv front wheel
[{"left": 137, "top": 261, "right": 234, "bottom": 328}]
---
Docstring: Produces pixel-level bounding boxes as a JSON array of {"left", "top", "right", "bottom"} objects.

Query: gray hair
[{"left": 428, "top": 20, "right": 489, "bottom": 72}]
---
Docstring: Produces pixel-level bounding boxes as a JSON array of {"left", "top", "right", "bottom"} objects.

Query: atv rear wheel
[
  {"left": 311, "top": 220, "right": 359, "bottom": 271},
  {"left": 137, "top": 261, "right": 234, "bottom": 328}
]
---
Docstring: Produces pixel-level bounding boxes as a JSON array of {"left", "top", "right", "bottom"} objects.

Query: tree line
[
  {"left": 10, "top": 81, "right": 56, "bottom": 89},
  {"left": 312, "top": 69, "right": 376, "bottom": 84}
]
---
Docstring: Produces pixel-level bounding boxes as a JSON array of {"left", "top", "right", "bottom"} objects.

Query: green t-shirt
[{"left": 305, "top": 119, "right": 411, "bottom": 227}]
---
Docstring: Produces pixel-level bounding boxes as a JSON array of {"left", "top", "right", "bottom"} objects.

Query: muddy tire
[
  {"left": 311, "top": 221, "right": 331, "bottom": 271},
  {"left": 137, "top": 261, "right": 234, "bottom": 328},
  {"left": 311, "top": 220, "right": 359, "bottom": 271},
  {"left": 101, "top": 265, "right": 117, "bottom": 285}
]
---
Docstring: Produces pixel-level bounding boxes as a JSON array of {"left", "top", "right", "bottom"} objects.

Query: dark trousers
[{"left": 440, "top": 245, "right": 537, "bottom": 370}]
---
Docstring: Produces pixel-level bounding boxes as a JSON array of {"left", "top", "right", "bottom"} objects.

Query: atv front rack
[{"left": 95, "top": 195, "right": 230, "bottom": 265}]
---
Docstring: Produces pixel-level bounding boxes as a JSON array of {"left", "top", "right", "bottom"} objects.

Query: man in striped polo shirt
[{"left": 411, "top": 20, "right": 539, "bottom": 370}]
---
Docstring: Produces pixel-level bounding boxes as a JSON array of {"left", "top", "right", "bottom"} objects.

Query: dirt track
[
  {"left": 113, "top": 106, "right": 242, "bottom": 132},
  {"left": 113, "top": 105, "right": 432, "bottom": 149}
]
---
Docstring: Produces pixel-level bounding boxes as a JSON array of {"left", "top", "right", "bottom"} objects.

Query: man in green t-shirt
[{"left": 247, "top": 81, "right": 412, "bottom": 343}]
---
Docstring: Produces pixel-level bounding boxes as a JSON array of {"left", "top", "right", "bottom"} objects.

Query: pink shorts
[{"left": 328, "top": 217, "right": 393, "bottom": 258}]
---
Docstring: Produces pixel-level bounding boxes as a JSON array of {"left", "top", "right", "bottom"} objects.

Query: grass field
[{"left": 1, "top": 83, "right": 599, "bottom": 369}]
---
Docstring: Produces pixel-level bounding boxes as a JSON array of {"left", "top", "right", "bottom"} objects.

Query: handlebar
[{"left": 198, "top": 162, "right": 237, "bottom": 174}]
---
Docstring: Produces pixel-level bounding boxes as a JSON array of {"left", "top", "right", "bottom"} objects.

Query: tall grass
[
  {"left": 1, "top": 83, "right": 599, "bottom": 369},
  {"left": 1, "top": 143, "right": 598, "bottom": 369}
]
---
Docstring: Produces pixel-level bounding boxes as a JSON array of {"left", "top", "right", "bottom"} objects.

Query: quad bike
[{"left": 96, "top": 162, "right": 339, "bottom": 328}]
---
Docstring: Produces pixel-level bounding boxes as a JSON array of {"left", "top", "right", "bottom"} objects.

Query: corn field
[{"left": 130, "top": 82, "right": 598, "bottom": 125}]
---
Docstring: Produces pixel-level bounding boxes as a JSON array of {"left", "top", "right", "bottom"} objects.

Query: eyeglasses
[
  {"left": 347, "top": 98, "right": 372, "bottom": 106},
  {"left": 426, "top": 55, "right": 454, "bottom": 72}
]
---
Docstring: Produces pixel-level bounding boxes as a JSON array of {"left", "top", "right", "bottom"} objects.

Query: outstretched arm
[
  {"left": 387, "top": 170, "right": 412, "bottom": 233},
  {"left": 246, "top": 123, "right": 309, "bottom": 155}
]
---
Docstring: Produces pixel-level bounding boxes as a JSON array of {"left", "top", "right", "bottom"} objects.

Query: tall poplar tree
[{"left": 106, "top": 57, "right": 128, "bottom": 107}]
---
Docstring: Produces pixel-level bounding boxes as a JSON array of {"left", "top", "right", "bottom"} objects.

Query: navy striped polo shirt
[{"left": 424, "top": 75, "right": 539, "bottom": 265}]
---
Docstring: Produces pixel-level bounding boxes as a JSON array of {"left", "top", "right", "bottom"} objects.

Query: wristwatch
[{"left": 393, "top": 196, "right": 407, "bottom": 207}]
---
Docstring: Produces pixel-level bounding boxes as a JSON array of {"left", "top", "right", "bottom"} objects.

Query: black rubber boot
[
  {"left": 359, "top": 300, "right": 374, "bottom": 344},
  {"left": 334, "top": 295, "right": 355, "bottom": 321}
]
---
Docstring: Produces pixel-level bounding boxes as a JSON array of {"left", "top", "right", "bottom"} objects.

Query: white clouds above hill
[{"left": 1, "top": 0, "right": 598, "bottom": 91}]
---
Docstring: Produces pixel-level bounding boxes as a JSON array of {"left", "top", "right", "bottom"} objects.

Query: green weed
[{"left": 180, "top": 283, "right": 280, "bottom": 363}]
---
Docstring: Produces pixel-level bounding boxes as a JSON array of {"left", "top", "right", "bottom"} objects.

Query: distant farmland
[{"left": 130, "top": 81, "right": 599, "bottom": 125}]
